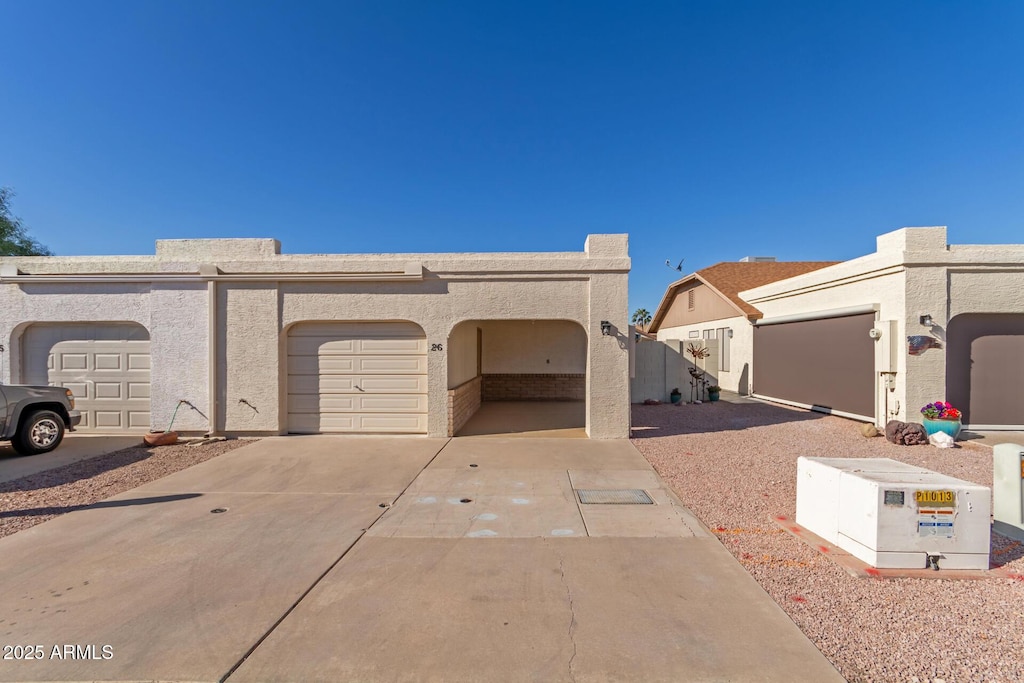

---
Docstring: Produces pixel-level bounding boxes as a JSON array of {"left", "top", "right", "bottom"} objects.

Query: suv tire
[{"left": 12, "top": 410, "right": 65, "bottom": 455}]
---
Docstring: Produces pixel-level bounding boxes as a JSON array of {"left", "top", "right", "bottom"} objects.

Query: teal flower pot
[
  {"left": 708, "top": 391, "right": 720, "bottom": 402},
  {"left": 922, "top": 417, "right": 962, "bottom": 440}
]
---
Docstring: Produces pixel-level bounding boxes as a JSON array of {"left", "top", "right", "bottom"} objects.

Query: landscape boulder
[{"left": 884, "top": 420, "right": 929, "bottom": 446}]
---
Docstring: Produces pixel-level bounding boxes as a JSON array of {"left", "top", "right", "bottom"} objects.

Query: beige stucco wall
[
  {"left": 586, "top": 269, "right": 631, "bottom": 438},
  {"left": 740, "top": 226, "right": 1024, "bottom": 426},
  {"left": 906, "top": 241, "right": 1024, "bottom": 425},
  {"left": 447, "top": 322, "right": 479, "bottom": 389},
  {"left": 478, "top": 320, "right": 587, "bottom": 374},
  {"left": 1, "top": 234, "right": 631, "bottom": 438},
  {"left": 0, "top": 282, "right": 210, "bottom": 433},
  {"left": 148, "top": 283, "right": 211, "bottom": 432},
  {"left": 740, "top": 232, "right": 909, "bottom": 425}
]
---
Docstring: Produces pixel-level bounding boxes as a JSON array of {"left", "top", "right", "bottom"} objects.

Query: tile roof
[
  {"left": 649, "top": 260, "right": 839, "bottom": 331},
  {"left": 696, "top": 261, "right": 840, "bottom": 319}
]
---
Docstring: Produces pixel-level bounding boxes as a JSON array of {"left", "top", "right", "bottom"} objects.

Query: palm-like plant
[{"left": 631, "top": 308, "right": 652, "bottom": 331}]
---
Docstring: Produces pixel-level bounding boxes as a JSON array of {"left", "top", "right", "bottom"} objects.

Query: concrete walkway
[{"left": 0, "top": 436, "right": 843, "bottom": 682}]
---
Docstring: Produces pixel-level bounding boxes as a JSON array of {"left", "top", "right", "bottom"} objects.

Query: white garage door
[
  {"left": 287, "top": 322, "right": 428, "bottom": 434},
  {"left": 22, "top": 323, "right": 151, "bottom": 432}
]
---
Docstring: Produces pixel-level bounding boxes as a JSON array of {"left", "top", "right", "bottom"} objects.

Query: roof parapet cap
[
  {"left": 875, "top": 227, "right": 947, "bottom": 254},
  {"left": 584, "top": 234, "right": 629, "bottom": 258},
  {"left": 156, "top": 238, "right": 281, "bottom": 260}
]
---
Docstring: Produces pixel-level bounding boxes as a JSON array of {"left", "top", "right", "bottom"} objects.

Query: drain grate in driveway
[{"left": 576, "top": 489, "right": 654, "bottom": 505}]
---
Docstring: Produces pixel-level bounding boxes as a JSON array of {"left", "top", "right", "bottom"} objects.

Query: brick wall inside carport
[
  {"left": 447, "top": 375, "right": 482, "bottom": 436},
  {"left": 481, "top": 374, "right": 586, "bottom": 401}
]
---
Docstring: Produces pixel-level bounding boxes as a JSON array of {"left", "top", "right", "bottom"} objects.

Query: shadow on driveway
[
  {"left": 0, "top": 445, "right": 155, "bottom": 493},
  {"left": 0, "top": 493, "right": 203, "bottom": 519}
]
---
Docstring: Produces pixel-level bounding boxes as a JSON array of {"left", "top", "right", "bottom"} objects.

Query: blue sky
[{"left": 2, "top": 1, "right": 1022, "bottom": 314}]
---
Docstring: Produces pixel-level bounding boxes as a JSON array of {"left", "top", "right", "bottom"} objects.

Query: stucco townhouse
[{"left": 0, "top": 235, "right": 631, "bottom": 439}]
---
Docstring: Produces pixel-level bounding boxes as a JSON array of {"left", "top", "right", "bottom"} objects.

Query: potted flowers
[
  {"left": 670, "top": 388, "right": 682, "bottom": 404},
  {"left": 707, "top": 385, "right": 721, "bottom": 402},
  {"left": 920, "top": 401, "right": 962, "bottom": 440}
]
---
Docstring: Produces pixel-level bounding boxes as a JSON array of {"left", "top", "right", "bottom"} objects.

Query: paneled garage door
[
  {"left": 947, "top": 314, "right": 1024, "bottom": 428},
  {"left": 287, "top": 322, "right": 428, "bottom": 434},
  {"left": 22, "top": 323, "right": 151, "bottom": 432},
  {"left": 753, "top": 312, "right": 875, "bottom": 420}
]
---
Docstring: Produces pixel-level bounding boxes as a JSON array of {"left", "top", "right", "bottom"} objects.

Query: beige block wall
[
  {"left": 630, "top": 339, "right": 667, "bottom": 403},
  {"left": 657, "top": 314, "right": 751, "bottom": 393}
]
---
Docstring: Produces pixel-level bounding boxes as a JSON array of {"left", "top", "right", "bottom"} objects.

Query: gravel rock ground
[
  {"left": 631, "top": 401, "right": 1024, "bottom": 683},
  {"left": 0, "top": 438, "right": 252, "bottom": 539}
]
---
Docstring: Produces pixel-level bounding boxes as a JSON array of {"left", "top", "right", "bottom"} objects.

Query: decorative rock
[
  {"left": 884, "top": 420, "right": 929, "bottom": 446},
  {"left": 860, "top": 424, "right": 879, "bottom": 438}
]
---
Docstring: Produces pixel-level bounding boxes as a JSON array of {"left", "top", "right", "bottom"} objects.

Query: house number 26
[{"left": 430, "top": 343, "right": 444, "bottom": 352}]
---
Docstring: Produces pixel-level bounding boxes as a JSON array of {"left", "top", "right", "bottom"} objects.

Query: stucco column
[
  {"left": 422, "top": 320, "right": 449, "bottom": 438},
  {"left": 903, "top": 265, "right": 950, "bottom": 422},
  {"left": 149, "top": 283, "right": 210, "bottom": 433},
  {"left": 220, "top": 283, "right": 281, "bottom": 434},
  {"left": 587, "top": 272, "right": 630, "bottom": 438}
]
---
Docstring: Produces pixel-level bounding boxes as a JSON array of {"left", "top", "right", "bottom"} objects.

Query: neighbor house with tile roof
[
  {"left": 647, "top": 259, "right": 838, "bottom": 394},
  {"left": 644, "top": 227, "right": 1024, "bottom": 431}
]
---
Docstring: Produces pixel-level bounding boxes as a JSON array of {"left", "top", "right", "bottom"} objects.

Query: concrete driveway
[
  {"left": 0, "top": 434, "right": 142, "bottom": 484},
  {"left": 0, "top": 436, "right": 843, "bottom": 682}
]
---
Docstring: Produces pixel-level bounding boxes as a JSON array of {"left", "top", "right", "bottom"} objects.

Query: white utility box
[
  {"left": 796, "top": 457, "right": 991, "bottom": 570},
  {"left": 993, "top": 443, "right": 1024, "bottom": 542}
]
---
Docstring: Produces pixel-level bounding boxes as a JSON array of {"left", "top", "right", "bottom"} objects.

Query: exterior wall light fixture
[
  {"left": 920, "top": 314, "right": 935, "bottom": 326},
  {"left": 600, "top": 320, "right": 612, "bottom": 336}
]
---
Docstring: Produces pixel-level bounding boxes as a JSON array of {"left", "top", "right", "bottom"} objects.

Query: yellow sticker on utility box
[{"left": 915, "top": 489, "right": 955, "bottom": 507}]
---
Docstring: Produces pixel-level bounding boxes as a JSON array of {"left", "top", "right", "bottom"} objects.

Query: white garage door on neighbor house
[
  {"left": 22, "top": 323, "right": 152, "bottom": 432},
  {"left": 286, "top": 322, "right": 428, "bottom": 434}
]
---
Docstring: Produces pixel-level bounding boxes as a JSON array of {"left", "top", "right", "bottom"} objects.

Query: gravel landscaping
[
  {"left": 631, "top": 400, "right": 1024, "bottom": 683},
  {"left": 0, "top": 438, "right": 252, "bottom": 539}
]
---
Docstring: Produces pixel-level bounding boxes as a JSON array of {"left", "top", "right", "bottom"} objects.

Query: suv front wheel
[{"left": 12, "top": 410, "right": 66, "bottom": 455}]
